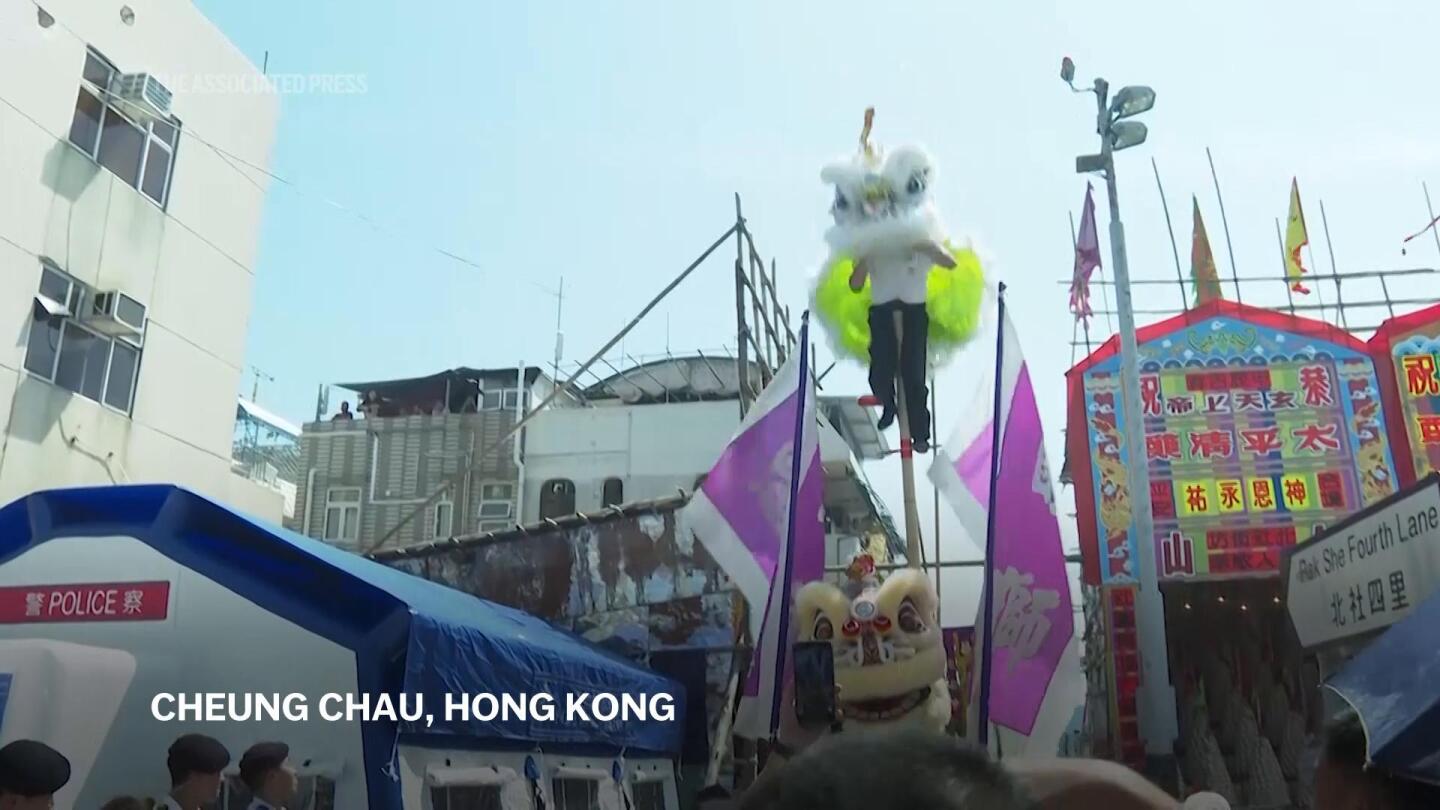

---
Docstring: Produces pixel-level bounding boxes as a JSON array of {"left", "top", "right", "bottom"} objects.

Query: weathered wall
[{"left": 378, "top": 503, "right": 735, "bottom": 766}]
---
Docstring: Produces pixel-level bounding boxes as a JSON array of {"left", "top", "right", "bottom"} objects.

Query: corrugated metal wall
[{"left": 294, "top": 412, "right": 521, "bottom": 552}]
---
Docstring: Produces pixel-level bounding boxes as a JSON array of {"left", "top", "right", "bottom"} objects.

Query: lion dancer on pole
[
  {"left": 812, "top": 107, "right": 985, "bottom": 454},
  {"left": 803, "top": 109, "right": 986, "bottom": 737}
]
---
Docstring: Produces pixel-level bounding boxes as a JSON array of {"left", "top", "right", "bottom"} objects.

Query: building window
[
  {"left": 432, "top": 497, "right": 453, "bottom": 540},
  {"left": 551, "top": 778, "right": 599, "bottom": 810},
  {"left": 68, "top": 48, "right": 181, "bottom": 207},
  {"left": 23, "top": 263, "right": 145, "bottom": 414},
  {"left": 429, "top": 785, "right": 501, "bottom": 810},
  {"left": 539, "top": 479, "right": 576, "bottom": 520},
  {"left": 602, "top": 477, "right": 624, "bottom": 508},
  {"left": 632, "top": 781, "right": 666, "bottom": 810},
  {"left": 479, "top": 388, "right": 526, "bottom": 411},
  {"left": 478, "top": 481, "right": 514, "bottom": 524},
  {"left": 323, "top": 487, "right": 361, "bottom": 544}
]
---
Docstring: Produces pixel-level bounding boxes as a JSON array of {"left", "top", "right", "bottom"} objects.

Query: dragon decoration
[
  {"left": 810, "top": 107, "right": 986, "bottom": 367},
  {"left": 795, "top": 554, "right": 951, "bottom": 734}
]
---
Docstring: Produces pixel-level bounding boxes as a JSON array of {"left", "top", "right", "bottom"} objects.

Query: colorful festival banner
[
  {"left": 932, "top": 302, "right": 1074, "bottom": 735},
  {"left": 1067, "top": 300, "right": 1398, "bottom": 586},
  {"left": 1370, "top": 302, "right": 1440, "bottom": 486}
]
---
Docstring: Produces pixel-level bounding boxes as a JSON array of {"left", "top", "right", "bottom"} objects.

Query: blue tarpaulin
[
  {"left": 0, "top": 485, "right": 684, "bottom": 801},
  {"left": 1328, "top": 580, "right": 1440, "bottom": 785}
]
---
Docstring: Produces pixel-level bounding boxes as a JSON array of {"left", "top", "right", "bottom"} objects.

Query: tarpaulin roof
[
  {"left": 335, "top": 366, "right": 544, "bottom": 397},
  {"left": 0, "top": 485, "right": 684, "bottom": 801},
  {"left": 1328, "top": 581, "right": 1440, "bottom": 786}
]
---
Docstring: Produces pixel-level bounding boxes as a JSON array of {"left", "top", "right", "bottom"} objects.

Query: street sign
[{"left": 1284, "top": 475, "right": 1440, "bottom": 648}]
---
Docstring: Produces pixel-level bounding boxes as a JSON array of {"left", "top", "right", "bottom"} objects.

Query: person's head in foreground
[
  {"left": 100, "top": 798, "right": 152, "bottom": 810},
  {"left": 743, "top": 730, "right": 1193, "bottom": 810},
  {"left": 167, "top": 734, "right": 231, "bottom": 807},
  {"left": 740, "top": 730, "right": 1035, "bottom": 810},
  {"left": 240, "top": 742, "right": 298, "bottom": 807},
  {"left": 0, "top": 740, "right": 71, "bottom": 810},
  {"left": 1315, "top": 709, "right": 1440, "bottom": 810}
]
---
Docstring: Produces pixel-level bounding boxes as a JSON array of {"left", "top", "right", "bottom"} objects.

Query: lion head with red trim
[{"left": 795, "top": 567, "right": 950, "bottom": 733}]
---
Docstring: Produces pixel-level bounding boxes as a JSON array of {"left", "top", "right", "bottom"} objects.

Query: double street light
[{"left": 1062, "top": 57, "right": 1178, "bottom": 768}]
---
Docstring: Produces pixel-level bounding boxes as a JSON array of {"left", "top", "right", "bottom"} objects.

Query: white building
[
  {"left": 524, "top": 355, "right": 901, "bottom": 566},
  {"left": 0, "top": 0, "right": 283, "bottom": 519}
]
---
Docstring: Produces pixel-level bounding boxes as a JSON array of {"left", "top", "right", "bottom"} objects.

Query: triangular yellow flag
[
  {"left": 1191, "top": 197, "right": 1223, "bottom": 306},
  {"left": 1285, "top": 179, "right": 1311, "bottom": 294}
]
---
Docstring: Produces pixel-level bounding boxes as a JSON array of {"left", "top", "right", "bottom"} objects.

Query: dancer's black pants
[{"left": 868, "top": 301, "right": 930, "bottom": 444}]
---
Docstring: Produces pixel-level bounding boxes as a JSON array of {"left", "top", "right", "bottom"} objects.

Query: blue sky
[{"left": 199, "top": 0, "right": 1440, "bottom": 610}]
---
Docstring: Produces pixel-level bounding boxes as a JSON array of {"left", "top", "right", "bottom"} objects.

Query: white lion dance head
[
  {"left": 820, "top": 138, "right": 945, "bottom": 265},
  {"left": 811, "top": 108, "right": 986, "bottom": 367},
  {"left": 795, "top": 559, "right": 951, "bottom": 735}
]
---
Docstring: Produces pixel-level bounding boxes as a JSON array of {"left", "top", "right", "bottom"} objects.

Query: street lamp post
[{"left": 1063, "top": 58, "right": 1178, "bottom": 772}]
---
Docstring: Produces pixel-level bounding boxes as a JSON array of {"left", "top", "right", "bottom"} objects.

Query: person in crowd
[
  {"left": 430, "top": 398, "right": 447, "bottom": 416},
  {"left": 159, "top": 734, "right": 230, "bottom": 810},
  {"left": 741, "top": 730, "right": 1035, "bottom": 810},
  {"left": 745, "top": 729, "right": 1185, "bottom": 810},
  {"left": 331, "top": 401, "right": 354, "bottom": 421},
  {"left": 697, "top": 784, "right": 734, "bottom": 810},
  {"left": 239, "top": 742, "right": 298, "bottom": 810},
  {"left": 1314, "top": 710, "right": 1440, "bottom": 810},
  {"left": 100, "top": 798, "right": 154, "bottom": 810},
  {"left": 358, "top": 390, "right": 382, "bottom": 417},
  {"left": 0, "top": 739, "right": 71, "bottom": 810}
]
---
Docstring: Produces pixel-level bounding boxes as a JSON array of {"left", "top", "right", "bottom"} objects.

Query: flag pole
[
  {"left": 933, "top": 381, "right": 943, "bottom": 604},
  {"left": 1319, "top": 200, "right": 1349, "bottom": 331},
  {"left": 976, "top": 282, "right": 1007, "bottom": 753},
  {"left": 1206, "top": 147, "right": 1243, "bottom": 303},
  {"left": 767, "top": 313, "right": 812, "bottom": 738},
  {"left": 1150, "top": 157, "right": 1188, "bottom": 310},
  {"left": 1425, "top": 183, "right": 1440, "bottom": 260}
]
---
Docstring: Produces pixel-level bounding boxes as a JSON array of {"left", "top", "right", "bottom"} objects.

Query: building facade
[
  {"left": 0, "top": 0, "right": 282, "bottom": 518},
  {"left": 523, "top": 355, "right": 901, "bottom": 564},
  {"left": 293, "top": 357, "right": 900, "bottom": 564},
  {"left": 291, "top": 367, "right": 566, "bottom": 553}
]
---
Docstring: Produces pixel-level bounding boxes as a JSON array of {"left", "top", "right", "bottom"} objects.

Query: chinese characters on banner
[
  {"left": 1077, "top": 315, "right": 1397, "bottom": 584},
  {"left": 1390, "top": 337, "right": 1440, "bottom": 480}
]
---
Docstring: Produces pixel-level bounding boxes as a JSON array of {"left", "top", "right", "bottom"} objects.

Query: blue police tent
[{"left": 0, "top": 485, "right": 684, "bottom": 810}]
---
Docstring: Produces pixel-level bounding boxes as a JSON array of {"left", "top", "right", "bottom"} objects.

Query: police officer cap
[
  {"left": 168, "top": 734, "right": 231, "bottom": 776},
  {"left": 0, "top": 740, "right": 71, "bottom": 797},
  {"left": 239, "top": 742, "right": 289, "bottom": 784}
]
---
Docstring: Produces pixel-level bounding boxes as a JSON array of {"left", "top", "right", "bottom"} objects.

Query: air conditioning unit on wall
[
  {"left": 113, "top": 72, "right": 173, "bottom": 122},
  {"left": 85, "top": 291, "right": 146, "bottom": 340}
]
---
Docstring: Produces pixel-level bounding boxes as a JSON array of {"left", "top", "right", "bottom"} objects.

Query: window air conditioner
[
  {"left": 113, "top": 72, "right": 173, "bottom": 122},
  {"left": 85, "top": 291, "right": 146, "bottom": 339},
  {"left": 479, "top": 501, "right": 513, "bottom": 519}
]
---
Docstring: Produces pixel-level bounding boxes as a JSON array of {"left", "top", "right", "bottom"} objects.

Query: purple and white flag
[
  {"left": 682, "top": 319, "right": 823, "bottom": 740},
  {"left": 928, "top": 306, "right": 1074, "bottom": 736},
  {"left": 1069, "top": 183, "right": 1102, "bottom": 324}
]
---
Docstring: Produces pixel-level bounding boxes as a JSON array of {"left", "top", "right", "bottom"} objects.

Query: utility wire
[{"left": 365, "top": 222, "right": 741, "bottom": 552}]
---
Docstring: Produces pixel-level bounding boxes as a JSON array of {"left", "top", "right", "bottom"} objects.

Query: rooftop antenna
[
  {"left": 249, "top": 366, "right": 275, "bottom": 402},
  {"left": 550, "top": 276, "right": 565, "bottom": 381},
  {"left": 262, "top": 50, "right": 269, "bottom": 75}
]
